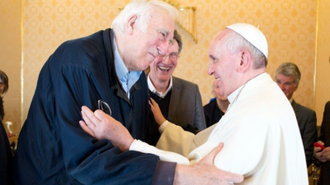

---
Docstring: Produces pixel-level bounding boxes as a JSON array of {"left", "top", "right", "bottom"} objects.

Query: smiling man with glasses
[{"left": 146, "top": 30, "right": 206, "bottom": 145}]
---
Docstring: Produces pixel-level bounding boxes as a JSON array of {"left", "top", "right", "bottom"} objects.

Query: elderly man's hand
[
  {"left": 79, "top": 106, "right": 134, "bottom": 151},
  {"left": 174, "top": 143, "right": 244, "bottom": 185}
]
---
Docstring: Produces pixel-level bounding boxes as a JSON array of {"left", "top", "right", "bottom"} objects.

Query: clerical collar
[
  {"left": 147, "top": 75, "right": 173, "bottom": 98},
  {"left": 113, "top": 38, "right": 142, "bottom": 98},
  {"left": 227, "top": 73, "right": 266, "bottom": 104}
]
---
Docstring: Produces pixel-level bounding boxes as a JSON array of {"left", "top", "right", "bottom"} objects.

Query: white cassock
[{"left": 130, "top": 73, "right": 308, "bottom": 185}]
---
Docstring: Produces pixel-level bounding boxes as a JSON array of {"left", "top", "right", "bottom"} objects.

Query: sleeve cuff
[
  {"left": 130, "top": 139, "right": 189, "bottom": 165},
  {"left": 159, "top": 120, "right": 170, "bottom": 133},
  {"left": 152, "top": 161, "right": 176, "bottom": 185}
]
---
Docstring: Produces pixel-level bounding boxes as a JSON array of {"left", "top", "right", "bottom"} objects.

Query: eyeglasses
[
  {"left": 98, "top": 100, "right": 112, "bottom": 116},
  {"left": 168, "top": 52, "right": 179, "bottom": 60},
  {"left": 160, "top": 52, "right": 180, "bottom": 60}
]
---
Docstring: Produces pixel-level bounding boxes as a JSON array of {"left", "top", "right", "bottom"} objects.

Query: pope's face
[{"left": 207, "top": 29, "right": 242, "bottom": 97}]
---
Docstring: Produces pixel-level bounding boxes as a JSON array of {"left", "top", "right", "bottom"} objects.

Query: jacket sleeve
[
  {"left": 0, "top": 119, "right": 13, "bottom": 185},
  {"left": 301, "top": 110, "right": 317, "bottom": 167},
  {"left": 156, "top": 122, "right": 213, "bottom": 157},
  {"left": 318, "top": 102, "right": 330, "bottom": 143},
  {"left": 193, "top": 85, "right": 207, "bottom": 130}
]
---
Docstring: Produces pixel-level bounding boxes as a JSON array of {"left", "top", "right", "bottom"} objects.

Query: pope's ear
[
  {"left": 125, "top": 15, "right": 138, "bottom": 35},
  {"left": 237, "top": 50, "right": 251, "bottom": 72}
]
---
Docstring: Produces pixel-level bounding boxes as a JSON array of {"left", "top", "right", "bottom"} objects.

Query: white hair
[
  {"left": 111, "top": 0, "right": 178, "bottom": 33},
  {"left": 221, "top": 30, "right": 268, "bottom": 68}
]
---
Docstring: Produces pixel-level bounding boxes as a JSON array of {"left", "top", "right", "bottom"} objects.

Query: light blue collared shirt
[{"left": 113, "top": 39, "right": 142, "bottom": 99}]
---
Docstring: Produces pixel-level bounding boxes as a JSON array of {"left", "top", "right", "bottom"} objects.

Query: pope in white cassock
[{"left": 80, "top": 23, "right": 308, "bottom": 185}]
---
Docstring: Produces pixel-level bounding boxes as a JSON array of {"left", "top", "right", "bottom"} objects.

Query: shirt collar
[
  {"left": 147, "top": 75, "right": 173, "bottom": 98},
  {"left": 113, "top": 38, "right": 142, "bottom": 98},
  {"left": 227, "top": 73, "right": 267, "bottom": 104},
  {"left": 114, "top": 40, "right": 128, "bottom": 82},
  {"left": 227, "top": 85, "right": 243, "bottom": 104}
]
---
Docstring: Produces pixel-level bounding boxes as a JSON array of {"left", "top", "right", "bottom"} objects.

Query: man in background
[
  {"left": 0, "top": 70, "right": 9, "bottom": 121},
  {"left": 0, "top": 119, "right": 13, "bottom": 184},
  {"left": 203, "top": 79, "right": 229, "bottom": 127},
  {"left": 275, "top": 62, "right": 317, "bottom": 167},
  {"left": 146, "top": 30, "right": 205, "bottom": 142},
  {"left": 313, "top": 101, "right": 330, "bottom": 185}
]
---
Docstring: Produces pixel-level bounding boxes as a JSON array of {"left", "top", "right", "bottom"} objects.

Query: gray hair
[
  {"left": 275, "top": 62, "right": 301, "bottom": 86},
  {"left": 173, "top": 30, "right": 183, "bottom": 53},
  {"left": 112, "top": 0, "right": 178, "bottom": 33},
  {"left": 221, "top": 30, "right": 268, "bottom": 69}
]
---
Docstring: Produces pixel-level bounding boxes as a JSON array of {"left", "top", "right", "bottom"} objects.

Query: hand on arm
[
  {"left": 79, "top": 106, "right": 134, "bottom": 151},
  {"left": 149, "top": 98, "right": 166, "bottom": 126},
  {"left": 174, "top": 143, "right": 244, "bottom": 185}
]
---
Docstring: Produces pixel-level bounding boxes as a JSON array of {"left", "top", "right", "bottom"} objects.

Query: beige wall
[
  {"left": 0, "top": 0, "right": 22, "bottom": 134},
  {"left": 0, "top": 0, "right": 327, "bottom": 131}
]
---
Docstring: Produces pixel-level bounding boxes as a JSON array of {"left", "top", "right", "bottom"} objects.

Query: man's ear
[
  {"left": 125, "top": 15, "right": 138, "bottom": 35},
  {"left": 237, "top": 50, "right": 251, "bottom": 72}
]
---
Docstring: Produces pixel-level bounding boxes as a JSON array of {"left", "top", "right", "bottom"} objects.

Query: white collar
[{"left": 147, "top": 75, "right": 173, "bottom": 98}]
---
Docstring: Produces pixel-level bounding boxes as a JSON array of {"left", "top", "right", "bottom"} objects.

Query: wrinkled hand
[
  {"left": 79, "top": 106, "right": 134, "bottom": 151},
  {"left": 174, "top": 143, "right": 244, "bottom": 185},
  {"left": 314, "top": 141, "right": 330, "bottom": 162},
  {"left": 149, "top": 98, "right": 166, "bottom": 126}
]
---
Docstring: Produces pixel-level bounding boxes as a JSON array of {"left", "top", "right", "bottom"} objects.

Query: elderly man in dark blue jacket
[
  {"left": 13, "top": 1, "right": 178, "bottom": 184},
  {"left": 12, "top": 0, "right": 243, "bottom": 185}
]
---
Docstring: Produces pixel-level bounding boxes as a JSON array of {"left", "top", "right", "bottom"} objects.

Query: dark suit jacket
[
  {"left": 0, "top": 96, "right": 4, "bottom": 120},
  {"left": 203, "top": 99, "right": 225, "bottom": 127},
  {"left": 167, "top": 77, "right": 206, "bottom": 131},
  {"left": 0, "top": 119, "right": 13, "bottom": 185},
  {"left": 292, "top": 100, "right": 317, "bottom": 167},
  {"left": 317, "top": 101, "right": 330, "bottom": 185}
]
